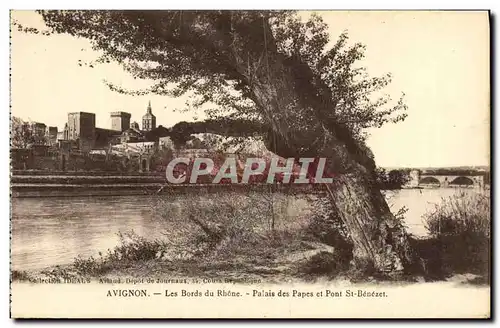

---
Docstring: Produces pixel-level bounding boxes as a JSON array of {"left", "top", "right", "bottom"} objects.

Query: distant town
[
  {"left": 10, "top": 101, "right": 490, "bottom": 190},
  {"left": 11, "top": 101, "right": 184, "bottom": 172}
]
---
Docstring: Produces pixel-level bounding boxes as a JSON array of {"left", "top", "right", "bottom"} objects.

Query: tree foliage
[
  {"left": 14, "top": 11, "right": 407, "bottom": 144},
  {"left": 11, "top": 116, "right": 47, "bottom": 148},
  {"left": 270, "top": 14, "right": 407, "bottom": 142},
  {"left": 375, "top": 168, "right": 411, "bottom": 190}
]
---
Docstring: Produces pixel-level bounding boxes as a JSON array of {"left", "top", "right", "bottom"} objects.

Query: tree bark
[{"left": 253, "top": 73, "right": 416, "bottom": 274}]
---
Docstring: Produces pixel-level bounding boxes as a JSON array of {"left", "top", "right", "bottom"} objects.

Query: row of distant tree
[{"left": 374, "top": 168, "right": 411, "bottom": 190}]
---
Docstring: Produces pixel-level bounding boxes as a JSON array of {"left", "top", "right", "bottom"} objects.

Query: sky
[{"left": 10, "top": 10, "right": 490, "bottom": 168}]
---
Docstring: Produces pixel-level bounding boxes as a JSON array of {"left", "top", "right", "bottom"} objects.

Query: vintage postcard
[{"left": 9, "top": 10, "right": 490, "bottom": 318}]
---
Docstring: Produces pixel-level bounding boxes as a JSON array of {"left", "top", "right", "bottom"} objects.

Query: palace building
[{"left": 56, "top": 101, "right": 166, "bottom": 154}]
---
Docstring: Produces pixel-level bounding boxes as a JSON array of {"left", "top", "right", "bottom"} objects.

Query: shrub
[
  {"left": 298, "top": 251, "right": 349, "bottom": 277},
  {"left": 154, "top": 191, "right": 309, "bottom": 258},
  {"left": 73, "top": 231, "right": 168, "bottom": 276},
  {"left": 424, "top": 192, "right": 490, "bottom": 238},
  {"left": 11, "top": 270, "right": 30, "bottom": 281}
]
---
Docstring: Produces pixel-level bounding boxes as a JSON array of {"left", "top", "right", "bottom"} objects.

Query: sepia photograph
[{"left": 9, "top": 9, "right": 491, "bottom": 319}]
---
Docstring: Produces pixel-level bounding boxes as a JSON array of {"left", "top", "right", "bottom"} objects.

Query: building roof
[
  {"left": 68, "top": 112, "right": 95, "bottom": 116},
  {"left": 110, "top": 141, "right": 156, "bottom": 156},
  {"left": 110, "top": 111, "right": 131, "bottom": 117},
  {"left": 122, "top": 127, "right": 144, "bottom": 136},
  {"left": 95, "top": 127, "right": 120, "bottom": 135},
  {"left": 142, "top": 101, "right": 156, "bottom": 119}
]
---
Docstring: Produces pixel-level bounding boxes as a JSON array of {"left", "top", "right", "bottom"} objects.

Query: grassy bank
[
  {"left": 12, "top": 191, "right": 490, "bottom": 284},
  {"left": 413, "top": 191, "right": 490, "bottom": 283}
]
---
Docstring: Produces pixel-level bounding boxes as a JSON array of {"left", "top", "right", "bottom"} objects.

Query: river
[{"left": 11, "top": 188, "right": 485, "bottom": 271}]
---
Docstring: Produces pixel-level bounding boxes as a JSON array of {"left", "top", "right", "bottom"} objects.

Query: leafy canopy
[
  {"left": 14, "top": 10, "right": 407, "bottom": 143},
  {"left": 11, "top": 116, "right": 48, "bottom": 148}
]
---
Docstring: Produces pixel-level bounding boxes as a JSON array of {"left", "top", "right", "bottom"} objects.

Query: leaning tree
[{"left": 14, "top": 10, "right": 418, "bottom": 274}]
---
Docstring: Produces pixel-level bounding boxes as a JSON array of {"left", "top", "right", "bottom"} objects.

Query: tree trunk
[
  {"left": 226, "top": 21, "right": 418, "bottom": 274},
  {"left": 254, "top": 75, "right": 416, "bottom": 274},
  {"left": 324, "top": 174, "right": 414, "bottom": 272},
  {"left": 142, "top": 12, "right": 418, "bottom": 274}
]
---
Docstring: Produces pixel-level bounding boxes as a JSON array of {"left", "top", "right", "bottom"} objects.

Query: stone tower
[
  {"left": 130, "top": 121, "right": 140, "bottom": 130},
  {"left": 67, "top": 112, "right": 96, "bottom": 152},
  {"left": 142, "top": 101, "right": 156, "bottom": 131},
  {"left": 110, "top": 111, "right": 131, "bottom": 132}
]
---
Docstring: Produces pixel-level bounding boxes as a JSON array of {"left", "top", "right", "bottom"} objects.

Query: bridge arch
[
  {"left": 419, "top": 176, "right": 440, "bottom": 186},
  {"left": 449, "top": 176, "right": 474, "bottom": 186}
]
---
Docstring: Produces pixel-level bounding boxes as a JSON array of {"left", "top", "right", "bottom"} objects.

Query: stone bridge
[{"left": 407, "top": 170, "right": 485, "bottom": 188}]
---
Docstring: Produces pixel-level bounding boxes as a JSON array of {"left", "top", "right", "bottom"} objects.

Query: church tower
[{"left": 142, "top": 101, "right": 156, "bottom": 131}]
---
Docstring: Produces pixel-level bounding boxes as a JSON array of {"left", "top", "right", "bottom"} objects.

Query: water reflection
[{"left": 11, "top": 196, "right": 164, "bottom": 270}]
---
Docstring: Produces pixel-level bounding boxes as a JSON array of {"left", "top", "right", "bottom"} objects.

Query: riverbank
[
  {"left": 11, "top": 172, "right": 479, "bottom": 198},
  {"left": 11, "top": 182, "right": 490, "bottom": 288},
  {"left": 11, "top": 237, "right": 347, "bottom": 285},
  {"left": 11, "top": 236, "right": 489, "bottom": 286}
]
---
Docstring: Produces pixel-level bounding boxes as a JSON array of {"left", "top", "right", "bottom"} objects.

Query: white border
[
  {"left": 4, "top": 1, "right": 499, "bottom": 10},
  {"left": 3, "top": 1, "right": 497, "bottom": 326}
]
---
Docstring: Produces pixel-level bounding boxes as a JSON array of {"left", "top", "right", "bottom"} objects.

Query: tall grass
[
  {"left": 72, "top": 231, "right": 169, "bottom": 276},
  {"left": 424, "top": 191, "right": 490, "bottom": 238},
  {"left": 421, "top": 191, "right": 490, "bottom": 279},
  {"left": 154, "top": 191, "right": 313, "bottom": 262}
]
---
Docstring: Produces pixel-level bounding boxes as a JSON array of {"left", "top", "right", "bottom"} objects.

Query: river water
[{"left": 11, "top": 188, "right": 485, "bottom": 271}]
